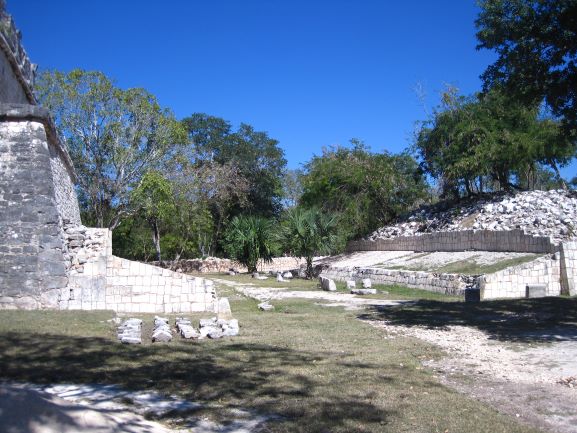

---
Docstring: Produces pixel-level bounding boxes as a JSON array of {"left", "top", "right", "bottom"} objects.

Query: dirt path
[{"left": 217, "top": 278, "right": 577, "bottom": 433}]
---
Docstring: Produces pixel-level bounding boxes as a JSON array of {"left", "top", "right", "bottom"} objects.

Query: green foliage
[
  {"left": 280, "top": 207, "right": 339, "bottom": 278},
  {"left": 35, "top": 69, "right": 186, "bottom": 229},
  {"left": 414, "top": 87, "right": 575, "bottom": 198},
  {"left": 300, "top": 141, "right": 429, "bottom": 242},
  {"left": 223, "top": 215, "right": 278, "bottom": 273},
  {"left": 476, "top": 0, "right": 577, "bottom": 134},
  {"left": 182, "top": 113, "right": 287, "bottom": 218},
  {"left": 130, "top": 171, "right": 176, "bottom": 261}
]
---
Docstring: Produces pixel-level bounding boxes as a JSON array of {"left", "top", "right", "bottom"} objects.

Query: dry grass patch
[{"left": 0, "top": 296, "right": 541, "bottom": 433}]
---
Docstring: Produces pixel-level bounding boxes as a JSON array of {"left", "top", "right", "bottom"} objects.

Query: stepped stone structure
[{"left": 0, "top": 3, "right": 216, "bottom": 313}]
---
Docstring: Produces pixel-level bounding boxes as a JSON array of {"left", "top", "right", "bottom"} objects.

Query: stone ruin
[{"left": 0, "top": 4, "right": 217, "bottom": 313}]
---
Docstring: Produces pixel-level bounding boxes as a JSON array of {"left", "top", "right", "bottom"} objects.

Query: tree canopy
[
  {"left": 414, "top": 87, "right": 575, "bottom": 198},
  {"left": 476, "top": 0, "right": 577, "bottom": 134},
  {"left": 35, "top": 69, "right": 186, "bottom": 229},
  {"left": 300, "top": 141, "right": 429, "bottom": 243}
]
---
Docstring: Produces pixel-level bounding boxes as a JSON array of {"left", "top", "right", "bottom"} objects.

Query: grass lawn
[
  {"left": 0, "top": 286, "right": 544, "bottom": 433},
  {"left": 202, "top": 271, "right": 461, "bottom": 301}
]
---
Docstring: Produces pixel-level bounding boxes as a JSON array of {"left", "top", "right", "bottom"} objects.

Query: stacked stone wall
[
  {"left": 347, "top": 229, "right": 555, "bottom": 254},
  {"left": 0, "top": 120, "right": 68, "bottom": 309},
  {"left": 59, "top": 230, "right": 216, "bottom": 313},
  {"left": 480, "top": 255, "right": 562, "bottom": 299},
  {"left": 320, "top": 266, "right": 470, "bottom": 296}
]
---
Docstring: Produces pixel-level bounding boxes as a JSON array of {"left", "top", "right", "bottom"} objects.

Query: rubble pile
[{"left": 368, "top": 190, "right": 577, "bottom": 244}]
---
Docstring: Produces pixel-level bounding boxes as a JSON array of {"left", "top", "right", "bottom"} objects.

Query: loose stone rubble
[
  {"left": 198, "top": 317, "right": 239, "bottom": 339},
  {"left": 258, "top": 301, "right": 275, "bottom": 311},
  {"left": 368, "top": 190, "right": 577, "bottom": 245},
  {"left": 175, "top": 317, "right": 200, "bottom": 339},
  {"left": 117, "top": 318, "right": 142, "bottom": 344},
  {"left": 152, "top": 316, "right": 172, "bottom": 343},
  {"left": 351, "top": 288, "right": 377, "bottom": 295}
]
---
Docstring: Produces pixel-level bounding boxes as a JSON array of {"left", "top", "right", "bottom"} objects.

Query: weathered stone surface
[
  {"left": 216, "top": 297, "right": 233, "bottom": 320},
  {"left": 362, "top": 278, "right": 372, "bottom": 289},
  {"left": 320, "top": 276, "right": 337, "bottom": 292},
  {"left": 258, "top": 302, "right": 275, "bottom": 311},
  {"left": 526, "top": 284, "right": 547, "bottom": 298},
  {"left": 117, "top": 318, "right": 142, "bottom": 344},
  {"left": 282, "top": 271, "right": 293, "bottom": 279},
  {"left": 346, "top": 280, "right": 356, "bottom": 290},
  {"left": 351, "top": 288, "right": 377, "bottom": 295}
]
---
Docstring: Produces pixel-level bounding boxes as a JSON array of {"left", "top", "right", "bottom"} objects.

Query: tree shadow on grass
[
  {"left": 358, "top": 297, "right": 577, "bottom": 343},
  {"left": 0, "top": 332, "right": 394, "bottom": 433}
]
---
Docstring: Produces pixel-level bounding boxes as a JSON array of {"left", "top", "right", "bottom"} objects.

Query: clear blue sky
[{"left": 9, "top": 0, "right": 575, "bottom": 178}]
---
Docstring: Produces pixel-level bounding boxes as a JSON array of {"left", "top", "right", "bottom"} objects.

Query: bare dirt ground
[
  {"left": 221, "top": 278, "right": 577, "bottom": 433},
  {"left": 369, "top": 321, "right": 577, "bottom": 433}
]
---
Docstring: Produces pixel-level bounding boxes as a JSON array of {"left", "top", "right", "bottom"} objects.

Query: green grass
[
  {"left": 334, "top": 281, "right": 461, "bottom": 301},
  {"left": 435, "top": 254, "right": 542, "bottom": 275},
  {"left": 0, "top": 291, "right": 546, "bottom": 432},
  {"left": 377, "top": 254, "right": 542, "bottom": 275},
  {"left": 200, "top": 272, "right": 321, "bottom": 290}
]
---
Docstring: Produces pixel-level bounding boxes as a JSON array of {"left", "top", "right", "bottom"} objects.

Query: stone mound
[{"left": 368, "top": 189, "right": 577, "bottom": 245}]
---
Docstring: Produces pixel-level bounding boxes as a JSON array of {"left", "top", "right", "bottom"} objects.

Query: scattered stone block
[
  {"left": 117, "top": 318, "right": 142, "bottom": 344},
  {"left": 362, "top": 278, "right": 372, "bottom": 289},
  {"left": 526, "top": 284, "right": 547, "bottom": 298},
  {"left": 282, "top": 271, "right": 293, "bottom": 279},
  {"left": 351, "top": 288, "right": 377, "bottom": 295},
  {"left": 216, "top": 297, "right": 233, "bottom": 320},
  {"left": 320, "top": 276, "right": 337, "bottom": 291},
  {"left": 346, "top": 280, "right": 356, "bottom": 290},
  {"left": 152, "top": 315, "right": 172, "bottom": 343},
  {"left": 258, "top": 302, "right": 275, "bottom": 311},
  {"left": 276, "top": 273, "right": 284, "bottom": 282}
]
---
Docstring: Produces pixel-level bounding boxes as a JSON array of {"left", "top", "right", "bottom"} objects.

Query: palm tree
[
  {"left": 223, "top": 215, "right": 278, "bottom": 273},
  {"left": 281, "top": 207, "right": 339, "bottom": 278}
]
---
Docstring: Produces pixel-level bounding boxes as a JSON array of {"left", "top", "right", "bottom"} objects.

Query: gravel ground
[
  {"left": 369, "top": 320, "right": 577, "bottom": 433},
  {"left": 219, "top": 278, "right": 577, "bottom": 433}
]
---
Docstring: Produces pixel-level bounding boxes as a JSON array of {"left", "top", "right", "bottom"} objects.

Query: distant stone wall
[
  {"left": 347, "top": 229, "right": 556, "bottom": 255},
  {"left": 320, "top": 266, "right": 472, "bottom": 296},
  {"left": 154, "top": 256, "right": 307, "bottom": 274},
  {"left": 480, "top": 254, "right": 562, "bottom": 300}
]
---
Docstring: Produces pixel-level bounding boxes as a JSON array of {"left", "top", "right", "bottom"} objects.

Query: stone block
[{"left": 526, "top": 284, "right": 547, "bottom": 298}]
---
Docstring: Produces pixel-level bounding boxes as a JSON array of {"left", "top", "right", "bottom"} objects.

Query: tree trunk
[
  {"left": 306, "top": 256, "right": 313, "bottom": 279},
  {"left": 150, "top": 218, "right": 161, "bottom": 262},
  {"left": 549, "top": 160, "right": 568, "bottom": 190}
]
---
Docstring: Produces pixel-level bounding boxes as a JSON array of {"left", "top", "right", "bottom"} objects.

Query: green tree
[
  {"left": 476, "top": 0, "right": 577, "bottom": 133},
  {"left": 414, "top": 87, "right": 574, "bottom": 197},
  {"left": 280, "top": 207, "right": 339, "bottom": 279},
  {"left": 223, "top": 215, "right": 278, "bottom": 273},
  {"left": 35, "top": 69, "right": 186, "bottom": 229},
  {"left": 300, "top": 141, "right": 429, "bottom": 242},
  {"left": 130, "top": 171, "right": 176, "bottom": 261},
  {"left": 182, "top": 113, "right": 287, "bottom": 218}
]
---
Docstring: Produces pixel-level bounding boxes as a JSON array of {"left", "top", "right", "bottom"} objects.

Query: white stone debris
[
  {"left": 368, "top": 189, "right": 577, "bottom": 245},
  {"left": 198, "top": 316, "right": 239, "bottom": 339},
  {"left": 152, "top": 316, "right": 172, "bottom": 343},
  {"left": 175, "top": 317, "right": 200, "bottom": 339},
  {"left": 258, "top": 301, "right": 275, "bottom": 311},
  {"left": 117, "top": 318, "right": 142, "bottom": 344}
]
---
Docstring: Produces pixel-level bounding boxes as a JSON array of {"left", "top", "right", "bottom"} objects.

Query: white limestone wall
[
  {"left": 61, "top": 229, "right": 216, "bottom": 313},
  {"left": 105, "top": 256, "right": 216, "bottom": 314},
  {"left": 480, "top": 255, "right": 561, "bottom": 300}
]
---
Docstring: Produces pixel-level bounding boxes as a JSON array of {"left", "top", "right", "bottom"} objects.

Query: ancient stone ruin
[
  {"left": 0, "top": 4, "right": 216, "bottom": 313},
  {"left": 324, "top": 190, "right": 577, "bottom": 300}
]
